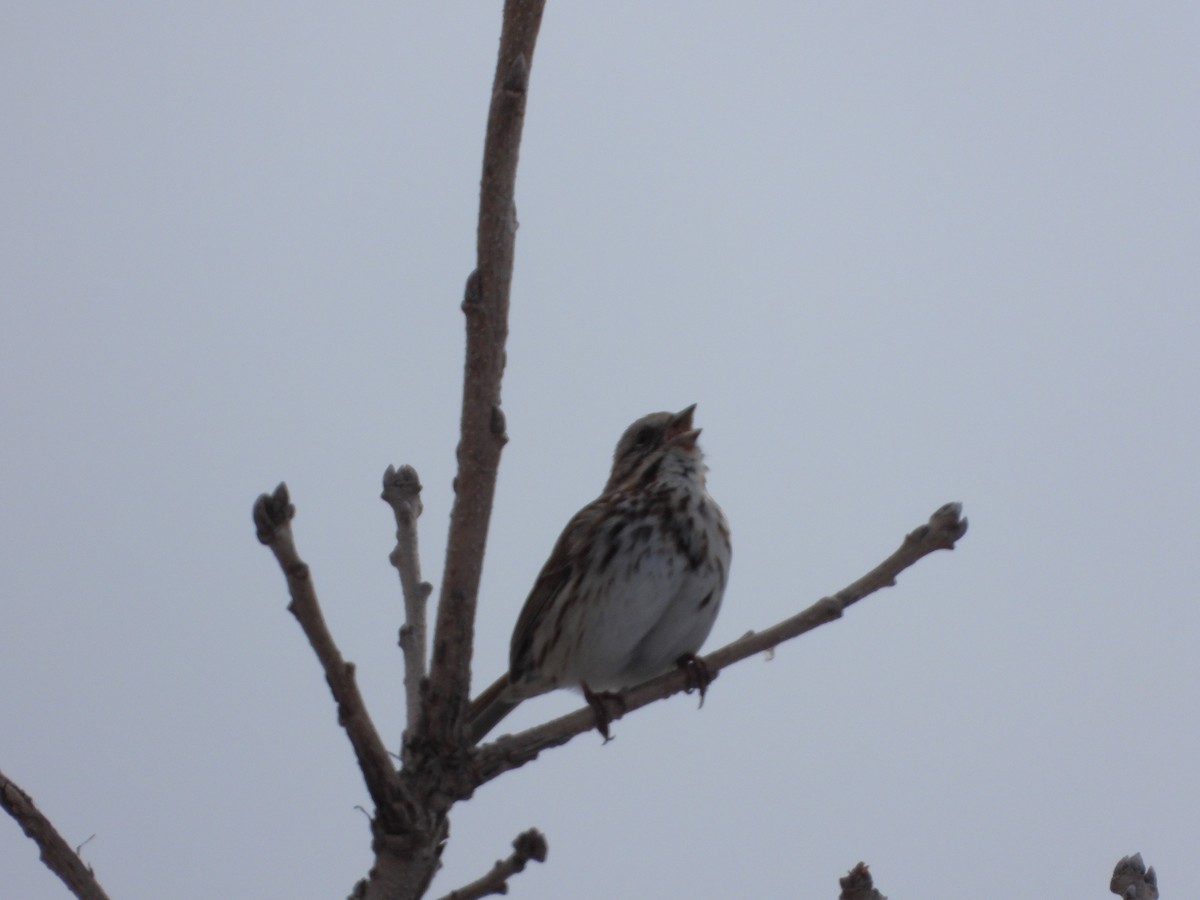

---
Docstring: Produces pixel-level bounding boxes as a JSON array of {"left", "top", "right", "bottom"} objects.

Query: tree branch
[
  {"left": 471, "top": 503, "right": 968, "bottom": 784},
  {"left": 436, "top": 829, "right": 548, "bottom": 900},
  {"left": 423, "top": 0, "right": 546, "bottom": 748},
  {"left": 253, "top": 5, "right": 547, "bottom": 897},
  {"left": 1111, "top": 853, "right": 1158, "bottom": 900},
  {"left": 253, "top": 483, "right": 410, "bottom": 832},
  {"left": 382, "top": 464, "right": 433, "bottom": 736},
  {"left": 0, "top": 769, "right": 112, "bottom": 900},
  {"left": 839, "top": 861, "right": 887, "bottom": 900}
]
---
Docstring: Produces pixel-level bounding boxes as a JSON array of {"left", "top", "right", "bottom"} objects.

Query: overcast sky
[{"left": 2, "top": 4, "right": 1197, "bottom": 898}]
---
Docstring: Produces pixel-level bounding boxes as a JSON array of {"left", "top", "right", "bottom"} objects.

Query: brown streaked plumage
[{"left": 466, "top": 405, "right": 731, "bottom": 744}]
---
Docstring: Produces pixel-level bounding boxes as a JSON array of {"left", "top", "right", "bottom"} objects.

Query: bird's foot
[
  {"left": 676, "top": 653, "right": 714, "bottom": 708},
  {"left": 582, "top": 683, "right": 625, "bottom": 743}
]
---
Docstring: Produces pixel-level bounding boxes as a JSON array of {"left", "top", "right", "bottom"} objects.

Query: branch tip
[
  {"left": 839, "top": 861, "right": 886, "bottom": 900},
  {"left": 252, "top": 482, "right": 293, "bottom": 544},
  {"left": 512, "top": 827, "right": 548, "bottom": 864},
  {"left": 382, "top": 464, "right": 424, "bottom": 518},
  {"left": 931, "top": 501, "right": 968, "bottom": 542},
  {"left": 438, "top": 828, "right": 548, "bottom": 900},
  {"left": 1111, "top": 853, "right": 1158, "bottom": 899}
]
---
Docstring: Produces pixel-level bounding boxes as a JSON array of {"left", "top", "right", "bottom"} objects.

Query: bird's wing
[{"left": 508, "top": 494, "right": 609, "bottom": 681}]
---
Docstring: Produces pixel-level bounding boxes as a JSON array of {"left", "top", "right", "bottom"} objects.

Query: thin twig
[
  {"left": 423, "top": 0, "right": 546, "bottom": 748},
  {"left": 382, "top": 464, "right": 433, "bottom": 734},
  {"left": 437, "top": 829, "right": 548, "bottom": 900},
  {"left": 253, "top": 483, "right": 410, "bottom": 832},
  {"left": 0, "top": 769, "right": 112, "bottom": 900},
  {"left": 472, "top": 503, "right": 968, "bottom": 784}
]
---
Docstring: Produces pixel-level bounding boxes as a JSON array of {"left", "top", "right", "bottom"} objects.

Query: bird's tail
[{"left": 466, "top": 673, "right": 519, "bottom": 745}]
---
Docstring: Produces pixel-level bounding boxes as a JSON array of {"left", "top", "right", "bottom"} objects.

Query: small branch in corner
[
  {"left": 0, "top": 769, "right": 113, "bottom": 900},
  {"left": 1111, "top": 853, "right": 1158, "bottom": 900},
  {"left": 437, "top": 828, "right": 548, "bottom": 900},
  {"left": 839, "top": 861, "right": 886, "bottom": 900}
]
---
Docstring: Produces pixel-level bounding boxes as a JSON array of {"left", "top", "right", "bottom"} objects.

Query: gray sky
[{"left": 3, "top": 4, "right": 1197, "bottom": 898}]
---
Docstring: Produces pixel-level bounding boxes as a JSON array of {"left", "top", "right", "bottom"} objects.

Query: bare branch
[
  {"left": 253, "top": 483, "right": 410, "bottom": 832},
  {"left": 382, "top": 464, "right": 434, "bottom": 734},
  {"left": 839, "top": 861, "right": 887, "bottom": 900},
  {"left": 0, "top": 769, "right": 112, "bottom": 900},
  {"left": 472, "top": 503, "right": 968, "bottom": 783},
  {"left": 1111, "top": 853, "right": 1158, "bottom": 900},
  {"left": 424, "top": 0, "right": 546, "bottom": 748},
  {"left": 436, "top": 829, "right": 548, "bottom": 900},
  {"left": 252, "top": 5, "right": 548, "bottom": 897}
]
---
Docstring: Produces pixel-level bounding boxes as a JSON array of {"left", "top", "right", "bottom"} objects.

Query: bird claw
[
  {"left": 676, "top": 653, "right": 714, "bottom": 708},
  {"left": 582, "top": 683, "right": 625, "bottom": 743}
]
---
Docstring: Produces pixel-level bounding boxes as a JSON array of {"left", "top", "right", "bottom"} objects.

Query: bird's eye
[{"left": 633, "top": 426, "right": 656, "bottom": 448}]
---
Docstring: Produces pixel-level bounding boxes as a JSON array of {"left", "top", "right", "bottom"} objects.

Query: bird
[{"left": 466, "top": 404, "right": 731, "bottom": 744}]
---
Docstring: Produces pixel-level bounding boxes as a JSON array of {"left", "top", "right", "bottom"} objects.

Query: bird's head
[{"left": 605, "top": 404, "right": 703, "bottom": 491}]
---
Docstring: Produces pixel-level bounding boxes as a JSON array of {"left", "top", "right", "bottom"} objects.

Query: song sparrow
[{"left": 466, "top": 404, "right": 731, "bottom": 744}]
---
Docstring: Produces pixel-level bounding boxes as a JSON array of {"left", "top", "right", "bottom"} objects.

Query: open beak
[{"left": 665, "top": 403, "right": 701, "bottom": 449}]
